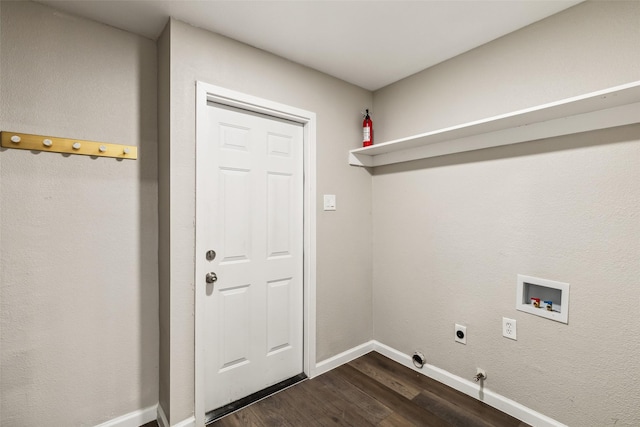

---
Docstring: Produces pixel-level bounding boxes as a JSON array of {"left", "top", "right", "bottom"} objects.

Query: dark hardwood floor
[{"left": 144, "top": 352, "right": 530, "bottom": 426}]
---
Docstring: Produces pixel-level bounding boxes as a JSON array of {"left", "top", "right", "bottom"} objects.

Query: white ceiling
[{"left": 36, "top": 0, "right": 583, "bottom": 91}]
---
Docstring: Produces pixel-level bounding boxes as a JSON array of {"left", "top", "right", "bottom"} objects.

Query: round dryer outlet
[{"left": 455, "top": 324, "right": 467, "bottom": 344}]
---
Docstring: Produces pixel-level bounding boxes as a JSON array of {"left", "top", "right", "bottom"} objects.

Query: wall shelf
[{"left": 349, "top": 81, "right": 640, "bottom": 168}]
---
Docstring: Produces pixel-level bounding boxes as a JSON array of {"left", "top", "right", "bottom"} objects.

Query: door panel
[
  {"left": 219, "top": 168, "right": 251, "bottom": 263},
  {"left": 202, "top": 103, "right": 303, "bottom": 412},
  {"left": 267, "top": 173, "right": 292, "bottom": 257},
  {"left": 218, "top": 284, "right": 251, "bottom": 370},
  {"left": 267, "top": 278, "right": 292, "bottom": 354}
]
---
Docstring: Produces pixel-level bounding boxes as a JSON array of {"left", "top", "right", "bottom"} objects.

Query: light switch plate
[{"left": 323, "top": 194, "right": 336, "bottom": 211}]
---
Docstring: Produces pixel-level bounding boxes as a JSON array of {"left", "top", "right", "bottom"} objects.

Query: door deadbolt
[
  {"left": 205, "top": 272, "right": 218, "bottom": 284},
  {"left": 206, "top": 250, "right": 216, "bottom": 261}
]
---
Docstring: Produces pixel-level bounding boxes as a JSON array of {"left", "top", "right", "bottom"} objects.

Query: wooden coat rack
[{"left": 1, "top": 131, "right": 138, "bottom": 160}]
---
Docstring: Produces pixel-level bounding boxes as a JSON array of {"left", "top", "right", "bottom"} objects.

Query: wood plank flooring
[{"left": 207, "top": 352, "right": 530, "bottom": 427}]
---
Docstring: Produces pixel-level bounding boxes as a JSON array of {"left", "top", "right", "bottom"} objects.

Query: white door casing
[{"left": 195, "top": 82, "right": 317, "bottom": 426}]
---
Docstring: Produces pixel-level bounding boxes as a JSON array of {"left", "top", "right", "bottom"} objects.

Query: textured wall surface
[
  {"left": 0, "top": 2, "right": 158, "bottom": 425},
  {"left": 159, "top": 19, "right": 373, "bottom": 423},
  {"left": 371, "top": 2, "right": 640, "bottom": 426},
  {"left": 4, "top": 1, "right": 639, "bottom": 426}
]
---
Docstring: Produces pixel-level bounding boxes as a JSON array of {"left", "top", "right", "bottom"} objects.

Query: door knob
[{"left": 206, "top": 272, "right": 218, "bottom": 284}]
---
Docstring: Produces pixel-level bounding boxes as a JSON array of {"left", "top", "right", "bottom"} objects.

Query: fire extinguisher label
[{"left": 363, "top": 127, "right": 371, "bottom": 142}]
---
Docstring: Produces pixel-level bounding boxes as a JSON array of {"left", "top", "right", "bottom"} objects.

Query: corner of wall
[{"left": 157, "top": 17, "right": 172, "bottom": 423}]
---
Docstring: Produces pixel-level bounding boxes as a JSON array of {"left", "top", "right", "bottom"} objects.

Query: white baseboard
[
  {"left": 116, "top": 340, "right": 563, "bottom": 427},
  {"left": 314, "top": 339, "right": 565, "bottom": 427},
  {"left": 157, "top": 404, "right": 169, "bottom": 427},
  {"left": 372, "top": 340, "right": 567, "bottom": 427},
  {"left": 312, "top": 340, "right": 375, "bottom": 377},
  {"left": 173, "top": 416, "right": 195, "bottom": 427},
  {"left": 157, "top": 403, "right": 195, "bottom": 427},
  {"left": 94, "top": 404, "right": 157, "bottom": 427}
]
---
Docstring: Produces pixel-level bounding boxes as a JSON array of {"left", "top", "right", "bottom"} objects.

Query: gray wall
[
  {"left": 158, "top": 19, "right": 373, "bottom": 423},
  {"left": 371, "top": 2, "right": 640, "bottom": 426},
  {"left": 0, "top": 2, "right": 158, "bottom": 425},
  {"left": 3, "top": 1, "right": 639, "bottom": 426}
]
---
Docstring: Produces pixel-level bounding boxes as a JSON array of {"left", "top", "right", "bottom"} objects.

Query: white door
[{"left": 199, "top": 103, "right": 304, "bottom": 412}]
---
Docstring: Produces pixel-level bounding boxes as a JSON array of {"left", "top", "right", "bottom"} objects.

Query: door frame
[{"left": 194, "top": 81, "right": 317, "bottom": 426}]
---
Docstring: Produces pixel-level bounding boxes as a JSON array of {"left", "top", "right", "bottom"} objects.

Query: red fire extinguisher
[{"left": 362, "top": 109, "right": 373, "bottom": 147}]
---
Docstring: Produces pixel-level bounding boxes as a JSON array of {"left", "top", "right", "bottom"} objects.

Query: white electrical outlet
[
  {"left": 502, "top": 317, "right": 517, "bottom": 340},
  {"left": 455, "top": 324, "right": 467, "bottom": 344}
]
